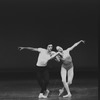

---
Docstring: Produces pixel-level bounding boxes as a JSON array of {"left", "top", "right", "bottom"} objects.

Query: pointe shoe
[
  {"left": 63, "top": 94, "right": 72, "bottom": 98},
  {"left": 38, "top": 93, "right": 47, "bottom": 98},
  {"left": 44, "top": 89, "right": 50, "bottom": 97},
  {"left": 59, "top": 89, "right": 64, "bottom": 96}
]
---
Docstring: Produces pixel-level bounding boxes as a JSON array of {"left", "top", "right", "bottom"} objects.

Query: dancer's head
[
  {"left": 47, "top": 44, "right": 53, "bottom": 51},
  {"left": 56, "top": 46, "right": 63, "bottom": 52}
]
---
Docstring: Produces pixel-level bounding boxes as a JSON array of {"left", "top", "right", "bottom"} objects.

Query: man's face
[{"left": 47, "top": 45, "right": 53, "bottom": 51}]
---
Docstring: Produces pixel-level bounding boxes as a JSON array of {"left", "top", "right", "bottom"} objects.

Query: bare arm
[
  {"left": 18, "top": 47, "right": 38, "bottom": 52},
  {"left": 68, "top": 40, "right": 85, "bottom": 51},
  {"left": 49, "top": 52, "right": 60, "bottom": 60},
  {"left": 55, "top": 55, "right": 61, "bottom": 62}
]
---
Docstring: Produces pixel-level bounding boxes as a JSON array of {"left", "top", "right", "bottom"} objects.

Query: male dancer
[{"left": 18, "top": 44, "right": 60, "bottom": 98}]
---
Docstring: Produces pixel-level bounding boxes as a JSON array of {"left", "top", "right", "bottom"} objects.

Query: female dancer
[{"left": 56, "top": 40, "right": 85, "bottom": 98}]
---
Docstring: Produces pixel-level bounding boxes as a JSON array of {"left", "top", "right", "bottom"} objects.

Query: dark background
[{"left": 0, "top": 0, "right": 98, "bottom": 80}]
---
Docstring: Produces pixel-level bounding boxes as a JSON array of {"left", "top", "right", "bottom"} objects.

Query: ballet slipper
[
  {"left": 63, "top": 94, "right": 72, "bottom": 98},
  {"left": 59, "top": 89, "right": 64, "bottom": 96}
]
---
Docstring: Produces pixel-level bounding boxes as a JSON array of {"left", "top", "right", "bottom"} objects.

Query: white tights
[{"left": 60, "top": 66, "right": 74, "bottom": 94}]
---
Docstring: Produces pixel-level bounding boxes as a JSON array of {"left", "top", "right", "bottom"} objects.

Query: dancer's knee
[
  {"left": 68, "top": 79, "right": 72, "bottom": 85},
  {"left": 68, "top": 81, "right": 72, "bottom": 85},
  {"left": 68, "top": 76, "right": 73, "bottom": 85},
  {"left": 62, "top": 79, "right": 67, "bottom": 84}
]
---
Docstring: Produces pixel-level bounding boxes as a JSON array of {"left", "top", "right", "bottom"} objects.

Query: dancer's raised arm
[
  {"left": 67, "top": 40, "right": 85, "bottom": 51},
  {"left": 18, "top": 47, "right": 38, "bottom": 52}
]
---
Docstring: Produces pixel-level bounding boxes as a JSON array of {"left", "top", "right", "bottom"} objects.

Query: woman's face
[{"left": 56, "top": 46, "right": 63, "bottom": 52}]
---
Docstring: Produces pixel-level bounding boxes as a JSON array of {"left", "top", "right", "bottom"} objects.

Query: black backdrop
[{"left": 0, "top": 0, "right": 98, "bottom": 79}]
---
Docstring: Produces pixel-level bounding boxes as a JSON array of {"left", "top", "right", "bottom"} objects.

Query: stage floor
[{"left": 0, "top": 78, "right": 98, "bottom": 100}]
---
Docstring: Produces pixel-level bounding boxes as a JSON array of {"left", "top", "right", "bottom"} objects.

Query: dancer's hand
[
  {"left": 18, "top": 47, "right": 24, "bottom": 51},
  {"left": 81, "top": 40, "right": 85, "bottom": 44},
  {"left": 55, "top": 55, "right": 60, "bottom": 62}
]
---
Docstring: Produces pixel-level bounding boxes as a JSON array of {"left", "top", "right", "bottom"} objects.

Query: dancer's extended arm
[
  {"left": 18, "top": 47, "right": 38, "bottom": 52},
  {"left": 67, "top": 40, "right": 85, "bottom": 51}
]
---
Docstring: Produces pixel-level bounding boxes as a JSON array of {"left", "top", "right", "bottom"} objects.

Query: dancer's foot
[
  {"left": 63, "top": 93, "right": 72, "bottom": 98},
  {"left": 38, "top": 93, "right": 47, "bottom": 98},
  {"left": 44, "top": 89, "right": 50, "bottom": 97},
  {"left": 59, "top": 88, "right": 64, "bottom": 96}
]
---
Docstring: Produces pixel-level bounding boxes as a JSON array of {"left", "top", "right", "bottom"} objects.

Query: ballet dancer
[
  {"left": 56, "top": 40, "right": 85, "bottom": 98},
  {"left": 18, "top": 44, "right": 60, "bottom": 98}
]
